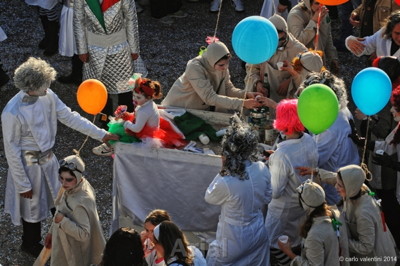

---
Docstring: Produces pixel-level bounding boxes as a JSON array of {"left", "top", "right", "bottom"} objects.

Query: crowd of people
[{"left": 2, "top": 0, "right": 400, "bottom": 265}]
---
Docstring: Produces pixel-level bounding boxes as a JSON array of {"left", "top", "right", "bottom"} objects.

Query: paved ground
[{"left": 0, "top": 0, "right": 364, "bottom": 265}]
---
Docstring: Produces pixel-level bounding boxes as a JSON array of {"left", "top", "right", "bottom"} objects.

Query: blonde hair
[{"left": 14, "top": 57, "right": 56, "bottom": 92}]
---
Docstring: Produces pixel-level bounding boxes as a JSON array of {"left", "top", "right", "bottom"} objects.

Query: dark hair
[
  {"left": 100, "top": 227, "right": 144, "bottom": 266},
  {"left": 58, "top": 167, "right": 76, "bottom": 178},
  {"left": 374, "top": 56, "right": 400, "bottom": 82},
  {"left": 144, "top": 209, "right": 171, "bottom": 226},
  {"left": 215, "top": 53, "right": 231, "bottom": 65},
  {"left": 134, "top": 78, "right": 163, "bottom": 99},
  {"left": 300, "top": 203, "right": 329, "bottom": 238},
  {"left": 391, "top": 86, "right": 400, "bottom": 145},
  {"left": 384, "top": 10, "right": 400, "bottom": 39},
  {"left": 155, "top": 221, "right": 193, "bottom": 264}
]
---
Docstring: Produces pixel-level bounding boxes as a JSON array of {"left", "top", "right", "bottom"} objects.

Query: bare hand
[
  {"left": 255, "top": 82, "right": 268, "bottom": 96},
  {"left": 79, "top": 53, "right": 89, "bottom": 63},
  {"left": 312, "top": 5, "right": 329, "bottom": 23},
  {"left": 246, "top": 91, "right": 263, "bottom": 99},
  {"left": 131, "top": 53, "right": 139, "bottom": 60},
  {"left": 102, "top": 133, "right": 120, "bottom": 145},
  {"left": 277, "top": 79, "right": 290, "bottom": 96},
  {"left": 44, "top": 233, "right": 52, "bottom": 249},
  {"left": 354, "top": 108, "right": 367, "bottom": 120},
  {"left": 349, "top": 12, "right": 360, "bottom": 27},
  {"left": 297, "top": 166, "right": 316, "bottom": 176},
  {"left": 278, "top": 239, "right": 295, "bottom": 258},
  {"left": 243, "top": 99, "right": 262, "bottom": 109},
  {"left": 280, "top": 60, "right": 296, "bottom": 76},
  {"left": 55, "top": 212, "right": 64, "bottom": 223},
  {"left": 20, "top": 190, "right": 33, "bottom": 199},
  {"left": 256, "top": 96, "right": 278, "bottom": 109},
  {"left": 347, "top": 38, "right": 365, "bottom": 55}
]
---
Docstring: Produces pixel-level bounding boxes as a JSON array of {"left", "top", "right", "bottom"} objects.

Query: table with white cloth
[{"left": 111, "top": 109, "right": 233, "bottom": 235}]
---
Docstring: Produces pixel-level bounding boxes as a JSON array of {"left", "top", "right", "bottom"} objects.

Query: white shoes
[
  {"left": 92, "top": 143, "right": 114, "bottom": 156},
  {"left": 210, "top": 0, "right": 221, "bottom": 12},
  {"left": 231, "top": 0, "right": 244, "bottom": 12}
]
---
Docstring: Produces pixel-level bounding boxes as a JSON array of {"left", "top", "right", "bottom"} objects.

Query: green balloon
[{"left": 297, "top": 84, "right": 339, "bottom": 134}]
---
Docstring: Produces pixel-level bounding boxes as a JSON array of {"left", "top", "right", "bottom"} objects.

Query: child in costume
[{"left": 115, "top": 76, "right": 186, "bottom": 148}]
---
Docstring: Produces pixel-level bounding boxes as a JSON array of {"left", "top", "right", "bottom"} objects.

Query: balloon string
[
  {"left": 240, "top": 64, "right": 252, "bottom": 119},
  {"left": 361, "top": 116, "right": 370, "bottom": 165},
  {"left": 73, "top": 115, "right": 96, "bottom": 156},
  {"left": 314, "top": 8, "right": 321, "bottom": 50},
  {"left": 213, "top": 0, "right": 223, "bottom": 39}
]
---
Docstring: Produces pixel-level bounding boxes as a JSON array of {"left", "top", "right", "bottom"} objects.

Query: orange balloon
[
  {"left": 319, "top": 0, "right": 349, "bottom": 5},
  {"left": 77, "top": 79, "right": 108, "bottom": 115}
]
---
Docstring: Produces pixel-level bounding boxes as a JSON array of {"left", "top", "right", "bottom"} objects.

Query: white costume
[
  {"left": 266, "top": 133, "right": 318, "bottom": 248},
  {"left": 2, "top": 89, "right": 107, "bottom": 225},
  {"left": 205, "top": 161, "right": 272, "bottom": 265},
  {"left": 124, "top": 100, "right": 159, "bottom": 133},
  {"left": 314, "top": 108, "right": 360, "bottom": 204},
  {"left": 346, "top": 28, "right": 400, "bottom": 57},
  {"left": 59, "top": 0, "right": 76, "bottom": 57}
]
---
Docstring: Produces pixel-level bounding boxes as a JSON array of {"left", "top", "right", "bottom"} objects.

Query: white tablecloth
[{"left": 111, "top": 142, "right": 222, "bottom": 233}]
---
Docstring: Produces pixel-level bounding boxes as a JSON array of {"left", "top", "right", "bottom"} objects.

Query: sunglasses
[
  {"left": 59, "top": 159, "right": 83, "bottom": 174},
  {"left": 59, "top": 175, "right": 75, "bottom": 183}
]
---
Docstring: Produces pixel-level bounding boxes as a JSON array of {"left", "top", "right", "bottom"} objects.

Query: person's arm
[
  {"left": 123, "top": 107, "right": 150, "bottom": 133},
  {"left": 287, "top": 11, "right": 317, "bottom": 46},
  {"left": 56, "top": 206, "right": 91, "bottom": 242},
  {"left": 186, "top": 64, "right": 244, "bottom": 110},
  {"left": 122, "top": 0, "right": 139, "bottom": 56},
  {"left": 204, "top": 175, "right": 230, "bottom": 205},
  {"left": 224, "top": 70, "right": 246, "bottom": 99},
  {"left": 269, "top": 152, "right": 291, "bottom": 199},
  {"left": 53, "top": 91, "right": 108, "bottom": 141},
  {"left": 1, "top": 111, "right": 32, "bottom": 194}
]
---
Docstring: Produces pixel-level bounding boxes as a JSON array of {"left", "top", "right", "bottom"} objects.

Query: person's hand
[
  {"left": 277, "top": 78, "right": 290, "bottom": 96},
  {"left": 278, "top": 239, "right": 296, "bottom": 259},
  {"left": 114, "top": 105, "right": 128, "bottom": 119},
  {"left": 349, "top": 12, "right": 360, "bottom": 27},
  {"left": 243, "top": 99, "right": 262, "bottom": 109},
  {"left": 330, "top": 60, "right": 340, "bottom": 75},
  {"left": 312, "top": 5, "right": 329, "bottom": 23},
  {"left": 44, "top": 233, "right": 52, "bottom": 249},
  {"left": 354, "top": 108, "right": 367, "bottom": 120},
  {"left": 255, "top": 81, "right": 268, "bottom": 96},
  {"left": 277, "top": 3, "right": 288, "bottom": 13},
  {"left": 55, "top": 212, "right": 64, "bottom": 223},
  {"left": 102, "top": 133, "right": 119, "bottom": 145},
  {"left": 79, "top": 53, "right": 89, "bottom": 63},
  {"left": 297, "top": 166, "right": 317, "bottom": 176},
  {"left": 347, "top": 38, "right": 365, "bottom": 55},
  {"left": 371, "top": 152, "right": 400, "bottom": 171},
  {"left": 246, "top": 91, "right": 263, "bottom": 99},
  {"left": 131, "top": 53, "right": 139, "bottom": 60},
  {"left": 20, "top": 190, "right": 33, "bottom": 199},
  {"left": 256, "top": 96, "right": 278, "bottom": 109},
  {"left": 280, "top": 60, "right": 296, "bottom": 76}
]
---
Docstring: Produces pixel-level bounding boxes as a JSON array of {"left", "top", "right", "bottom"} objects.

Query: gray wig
[
  {"left": 298, "top": 70, "right": 348, "bottom": 110},
  {"left": 14, "top": 57, "right": 57, "bottom": 92},
  {"left": 220, "top": 115, "right": 259, "bottom": 180}
]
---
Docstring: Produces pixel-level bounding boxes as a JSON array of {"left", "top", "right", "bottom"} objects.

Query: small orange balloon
[
  {"left": 77, "top": 79, "right": 108, "bottom": 115},
  {"left": 319, "top": 0, "right": 349, "bottom": 5}
]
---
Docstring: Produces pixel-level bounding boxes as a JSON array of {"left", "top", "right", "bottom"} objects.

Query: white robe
[
  {"left": 205, "top": 161, "right": 272, "bottom": 266},
  {"left": 2, "top": 89, "right": 107, "bottom": 225},
  {"left": 266, "top": 133, "right": 319, "bottom": 248}
]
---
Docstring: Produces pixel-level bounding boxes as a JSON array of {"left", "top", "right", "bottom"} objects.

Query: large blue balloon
[
  {"left": 232, "top": 16, "right": 278, "bottom": 64},
  {"left": 351, "top": 67, "right": 392, "bottom": 116}
]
